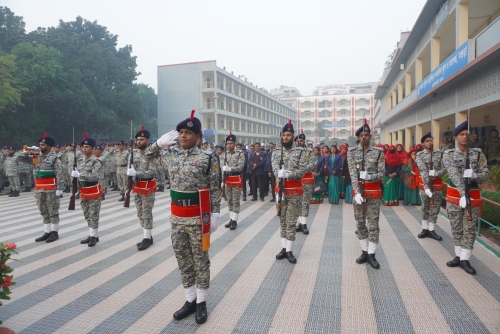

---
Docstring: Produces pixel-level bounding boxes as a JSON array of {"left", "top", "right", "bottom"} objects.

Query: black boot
[
  {"left": 418, "top": 229, "right": 428, "bottom": 238},
  {"left": 8, "top": 189, "right": 15, "bottom": 197},
  {"left": 243, "top": 196, "right": 247, "bottom": 201},
  {"left": 173, "top": 300, "right": 197, "bottom": 320},
  {"left": 118, "top": 194, "right": 125, "bottom": 202},
  {"left": 137, "top": 236, "right": 153, "bottom": 247},
  {"left": 225, "top": 220, "right": 233, "bottom": 228},
  {"left": 159, "top": 185, "right": 164, "bottom": 192},
  {"left": 366, "top": 254, "right": 380, "bottom": 269},
  {"left": 101, "top": 193, "right": 105, "bottom": 200},
  {"left": 286, "top": 252, "right": 297, "bottom": 263},
  {"left": 64, "top": 186, "right": 70, "bottom": 193},
  {"left": 459, "top": 260, "right": 476, "bottom": 275},
  {"left": 12, "top": 190, "right": 19, "bottom": 197},
  {"left": 446, "top": 256, "right": 460, "bottom": 267},
  {"left": 88, "top": 236, "right": 98, "bottom": 247},
  {"left": 427, "top": 230, "right": 442, "bottom": 241},
  {"left": 230, "top": 220, "right": 237, "bottom": 230},
  {"left": 138, "top": 238, "right": 151, "bottom": 251},
  {"left": 112, "top": 185, "right": 119, "bottom": 191},
  {"left": 81, "top": 236, "right": 99, "bottom": 244},
  {"left": 22, "top": 187, "right": 31, "bottom": 192},
  {"left": 195, "top": 301, "right": 208, "bottom": 324},
  {"left": 35, "top": 232, "right": 51, "bottom": 242},
  {"left": 356, "top": 251, "right": 368, "bottom": 264},
  {"left": 46, "top": 231, "right": 59, "bottom": 243},
  {"left": 295, "top": 224, "right": 302, "bottom": 233},
  {"left": 276, "top": 248, "right": 286, "bottom": 260},
  {"left": 302, "top": 224, "right": 309, "bottom": 235}
]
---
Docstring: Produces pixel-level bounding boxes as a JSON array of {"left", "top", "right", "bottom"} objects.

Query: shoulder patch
[{"left": 444, "top": 148, "right": 455, "bottom": 154}]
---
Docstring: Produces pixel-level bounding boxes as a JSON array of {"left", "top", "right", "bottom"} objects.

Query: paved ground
[{"left": 1, "top": 189, "right": 500, "bottom": 334}]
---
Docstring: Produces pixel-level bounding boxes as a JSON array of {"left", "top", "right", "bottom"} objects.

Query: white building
[{"left": 157, "top": 60, "right": 296, "bottom": 145}]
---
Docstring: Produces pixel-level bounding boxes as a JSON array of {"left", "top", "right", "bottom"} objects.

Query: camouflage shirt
[
  {"left": 304, "top": 148, "right": 315, "bottom": 173},
  {"left": 443, "top": 148, "right": 489, "bottom": 197},
  {"left": 115, "top": 150, "right": 130, "bottom": 169},
  {"left": 4, "top": 153, "right": 19, "bottom": 177},
  {"left": 0, "top": 151, "right": 5, "bottom": 169},
  {"left": 77, "top": 155, "right": 103, "bottom": 183},
  {"left": 222, "top": 150, "right": 245, "bottom": 173},
  {"left": 63, "top": 150, "right": 83, "bottom": 171},
  {"left": 132, "top": 149, "right": 158, "bottom": 181},
  {"left": 347, "top": 145, "right": 385, "bottom": 195},
  {"left": 486, "top": 137, "right": 500, "bottom": 160},
  {"left": 271, "top": 145, "right": 308, "bottom": 179},
  {"left": 18, "top": 151, "right": 64, "bottom": 191},
  {"left": 416, "top": 149, "right": 446, "bottom": 191}
]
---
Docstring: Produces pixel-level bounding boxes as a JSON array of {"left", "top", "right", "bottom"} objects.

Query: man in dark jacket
[
  {"left": 237, "top": 143, "right": 248, "bottom": 201},
  {"left": 248, "top": 142, "right": 268, "bottom": 201},
  {"left": 265, "top": 143, "right": 276, "bottom": 202}
]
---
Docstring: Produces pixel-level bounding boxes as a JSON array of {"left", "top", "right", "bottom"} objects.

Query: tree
[
  {"left": 0, "top": 54, "right": 23, "bottom": 112},
  {"left": 0, "top": 7, "right": 25, "bottom": 53}
]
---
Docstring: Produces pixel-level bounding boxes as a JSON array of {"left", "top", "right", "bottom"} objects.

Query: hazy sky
[{"left": 5, "top": 0, "right": 428, "bottom": 95}]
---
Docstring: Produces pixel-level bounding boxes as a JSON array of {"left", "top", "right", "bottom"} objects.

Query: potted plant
[{"left": 0, "top": 241, "right": 17, "bottom": 330}]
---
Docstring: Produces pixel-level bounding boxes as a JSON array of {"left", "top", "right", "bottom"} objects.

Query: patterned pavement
[{"left": 1, "top": 190, "right": 500, "bottom": 334}]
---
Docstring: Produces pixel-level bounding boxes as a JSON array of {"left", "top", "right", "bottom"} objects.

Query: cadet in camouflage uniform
[
  {"left": 486, "top": 129, "right": 500, "bottom": 165},
  {"left": 61, "top": 144, "right": 71, "bottom": 192},
  {"left": 272, "top": 121, "right": 307, "bottom": 264},
  {"left": 416, "top": 131, "right": 445, "bottom": 241},
  {"left": 18, "top": 133, "right": 64, "bottom": 242},
  {"left": 65, "top": 144, "right": 83, "bottom": 196},
  {"left": 94, "top": 145, "right": 109, "bottom": 199},
  {"left": 0, "top": 147, "right": 6, "bottom": 192},
  {"left": 295, "top": 131, "right": 314, "bottom": 235},
  {"left": 222, "top": 132, "right": 245, "bottom": 230},
  {"left": 127, "top": 126, "right": 159, "bottom": 251},
  {"left": 72, "top": 133, "right": 103, "bottom": 247},
  {"left": 5, "top": 146, "right": 20, "bottom": 197},
  {"left": 443, "top": 119, "right": 489, "bottom": 275},
  {"left": 19, "top": 149, "right": 33, "bottom": 192},
  {"left": 145, "top": 110, "right": 220, "bottom": 325},
  {"left": 116, "top": 141, "right": 130, "bottom": 201},
  {"left": 348, "top": 122, "right": 385, "bottom": 269}
]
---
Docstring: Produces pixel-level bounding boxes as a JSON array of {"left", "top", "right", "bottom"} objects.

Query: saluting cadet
[
  {"left": 347, "top": 121, "right": 385, "bottom": 269},
  {"left": 19, "top": 149, "right": 33, "bottom": 192},
  {"left": 443, "top": 119, "right": 489, "bottom": 275},
  {"left": 18, "top": 133, "right": 64, "bottom": 242},
  {"left": 5, "top": 146, "right": 20, "bottom": 197},
  {"left": 145, "top": 110, "right": 220, "bottom": 324},
  {"left": 94, "top": 145, "right": 109, "bottom": 200},
  {"left": 272, "top": 121, "right": 307, "bottom": 264},
  {"left": 416, "top": 131, "right": 445, "bottom": 241},
  {"left": 296, "top": 131, "right": 314, "bottom": 235},
  {"left": 72, "top": 133, "right": 103, "bottom": 247},
  {"left": 222, "top": 132, "right": 245, "bottom": 230},
  {"left": 116, "top": 140, "right": 130, "bottom": 202},
  {"left": 126, "top": 126, "right": 159, "bottom": 251}
]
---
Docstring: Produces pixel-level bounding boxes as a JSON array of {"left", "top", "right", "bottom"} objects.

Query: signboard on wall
[
  {"left": 417, "top": 41, "right": 469, "bottom": 99},
  {"left": 435, "top": 0, "right": 451, "bottom": 31}
]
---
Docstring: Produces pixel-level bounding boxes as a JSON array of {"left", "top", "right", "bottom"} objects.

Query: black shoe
[
  {"left": 195, "top": 301, "right": 208, "bottom": 324},
  {"left": 286, "top": 251, "right": 297, "bottom": 263},
  {"left": 88, "top": 236, "right": 98, "bottom": 247},
  {"left": 159, "top": 185, "right": 164, "bottom": 192},
  {"left": 356, "top": 251, "right": 368, "bottom": 264},
  {"left": 138, "top": 238, "right": 151, "bottom": 251},
  {"left": 459, "top": 260, "right": 476, "bottom": 275},
  {"left": 81, "top": 236, "right": 100, "bottom": 244},
  {"left": 270, "top": 198, "right": 275, "bottom": 202},
  {"left": 64, "top": 186, "right": 70, "bottom": 193},
  {"left": 302, "top": 224, "right": 309, "bottom": 235},
  {"left": 8, "top": 190, "right": 15, "bottom": 197},
  {"left": 173, "top": 300, "right": 197, "bottom": 320},
  {"left": 225, "top": 220, "right": 233, "bottom": 228},
  {"left": 276, "top": 248, "right": 286, "bottom": 260},
  {"left": 35, "top": 232, "right": 51, "bottom": 242},
  {"left": 101, "top": 194, "right": 105, "bottom": 200},
  {"left": 418, "top": 229, "right": 428, "bottom": 238},
  {"left": 296, "top": 225, "right": 302, "bottom": 233},
  {"left": 75, "top": 193, "right": 80, "bottom": 199},
  {"left": 230, "top": 220, "right": 237, "bottom": 230},
  {"left": 112, "top": 186, "right": 119, "bottom": 191},
  {"left": 22, "top": 187, "right": 31, "bottom": 192},
  {"left": 251, "top": 198, "right": 257, "bottom": 201},
  {"left": 366, "top": 254, "right": 380, "bottom": 269},
  {"left": 136, "top": 236, "right": 153, "bottom": 247},
  {"left": 260, "top": 198, "right": 264, "bottom": 202},
  {"left": 446, "top": 256, "right": 460, "bottom": 267},
  {"left": 12, "top": 190, "right": 19, "bottom": 197},
  {"left": 46, "top": 231, "right": 59, "bottom": 243},
  {"left": 243, "top": 196, "right": 247, "bottom": 201},
  {"left": 427, "top": 230, "right": 442, "bottom": 241},
  {"left": 118, "top": 194, "right": 125, "bottom": 202},
  {"left": 7, "top": 189, "right": 12, "bottom": 195}
]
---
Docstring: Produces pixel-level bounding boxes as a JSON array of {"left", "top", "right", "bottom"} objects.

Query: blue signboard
[
  {"left": 203, "top": 129, "right": 215, "bottom": 135},
  {"left": 417, "top": 41, "right": 469, "bottom": 98}
]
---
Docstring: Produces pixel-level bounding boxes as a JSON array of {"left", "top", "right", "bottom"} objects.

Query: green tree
[
  {"left": 0, "top": 54, "right": 23, "bottom": 112},
  {"left": 0, "top": 6, "right": 25, "bottom": 53}
]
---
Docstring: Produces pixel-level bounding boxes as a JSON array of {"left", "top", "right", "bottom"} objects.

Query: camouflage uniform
[
  {"left": 416, "top": 149, "right": 445, "bottom": 224},
  {"left": 443, "top": 148, "right": 489, "bottom": 250},
  {"left": 133, "top": 149, "right": 159, "bottom": 230},
  {"left": 98, "top": 150, "right": 111, "bottom": 194},
  {"left": 486, "top": 137, "right": 500, "bottom": 163},
  {"left": 18, "top": 157, "right": 33, "bottom": 189},
  {"left": 78, "top": 155, "right": 103, "bottom": 229},
  {"left": 223, "top": 150, "right": 245, "bottom": 214},
  {"left": 65, "top": 149, "right": 83, "bottom": 191},
  {"left": 145, "top": 144, "right": 220, "bottom": 289},
  {"left": 300, "top": 148, "right": 314, "bottom": 217},
  {"left": 107, "top": 148, "right": 117, "bottom": 187},
  {"left": 0, "top": 150, "right": 6, "bottom": 189},
  {"left": 272, "top": 146, "right": 308, "bottom": 241},
  {"left": 5, "top": 153, "right": 20, "bottom": 191},
  {"left": 115, "top": 149, "right": 130, "bottom": 195},
  {"left": 57, "top": 150, "right": 67, "bottom": 189},
  {"left": 347, "top": 146, "right": 385, "bottom": 244}
]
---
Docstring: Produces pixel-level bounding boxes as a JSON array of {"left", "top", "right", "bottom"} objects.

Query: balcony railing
[{"left": 202, "top": 82, "right": 214, "bottom": 89}]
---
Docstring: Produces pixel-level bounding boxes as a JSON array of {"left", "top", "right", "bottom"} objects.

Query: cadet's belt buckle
[{"left": 181, "top": 199, "right": 191, "bottom": 206}]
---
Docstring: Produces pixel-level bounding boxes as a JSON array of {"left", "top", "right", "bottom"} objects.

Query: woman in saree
[
  {"left": 383, "top": 145, "right": 403, "bottom": 206},
  {"left": 402, "top": 149, "right": 421, "bottom": 205},
  {"left": 311, "top": 146, "right": 327, "bottom": 203},
  {"left": 396, "top": 144, "right": 407, "bottom": 200},
  {"left": 328, "top": 145, "right": 342, "bottom": 204},
  {"left": 340, "top": 145, "right": 353, "bottom": 204},
  {"left": 321, "top": 146, "right": 331, "bottom": 198},
  {"left": 338, "top": 145, "right": 348, "bottom": 199}
]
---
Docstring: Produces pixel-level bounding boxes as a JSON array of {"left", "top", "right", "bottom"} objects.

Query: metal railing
[{"left": 478, "top": 197, "right": 500, "bottom": 236}]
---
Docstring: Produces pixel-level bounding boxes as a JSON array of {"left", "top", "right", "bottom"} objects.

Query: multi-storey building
[
  {"left": 375, "top": 0, "right": 500, "bottom": 149},
  {"left": 157, "top": 60, "right": 296, "bottom": 145}
]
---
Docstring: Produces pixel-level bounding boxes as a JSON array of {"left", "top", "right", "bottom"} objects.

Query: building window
[{"left": 340, "top": 111, "right": 346, "bottom": 115}]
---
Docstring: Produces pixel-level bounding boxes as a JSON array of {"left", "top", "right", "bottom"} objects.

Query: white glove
[
  {"left": 71, "top": 169, "right": 80, "bottom": 178},
  {"left": 157, "top": 130, "right": 179, "bottom": 147},
  {"left": 428, "top": 170, "right": 437, "bottom": 177},
  {"left": 127, "top": 167, "right": 137, "bottom": 177},
  {"left": 354, "top": 193, "right": 365, "bottom": 205},
  {"left": 459, "top": 196, "right": 467, "bottom": 208},
  {"left": 221, "top": 182, "right": 224, "bottom": 188},
  {"left": 463, "top": 169, "right": 476, "bottom": 179},
  {"left": 277, "top": 167, "right": 288, "bottom": 178},
  {"left": 56, "top": 190, "right": 63, "bottom": 196},
  {"left": 222, "top": 165, "right": 231, "bottom": 172},
  {"left": 210, "top": 213, "right": 219, "bottom": 233},
  {"left": 425, "top": 189, "right": 433, "bottom": 198},
  {"left": 359, "top": 171, "right": 371, "bottom": 180}
]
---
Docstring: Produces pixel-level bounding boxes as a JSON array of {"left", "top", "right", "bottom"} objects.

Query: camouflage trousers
[
  {"left": 447, "top": 202, "right": 479, "bottom": 250},
  {"left": 227, "top": 186, "right": 241, "bottom": 213},
  {"left": 301, "top": 183, "right": 313, "bottom": 217},
  {"left": 117, "top": 169, "right": 127, "bottom": 195},
  {"left": 156, "top": 169, "right": 165, "bottom": 187},
  {"left": 20, "top": 172, "right": 32, "bottom": 187},
  {"left": 111, "top": 171, "right": 117, "bottom": 186},
  {"left": 278, "top": 194, "right": 301, "bottom": 241},
  {"left": 0, "top": 170, "right": 5, "bottom": 186},
  {"left": 134, "top": 192, "right": 155, "bottom": 229},
  {"left": 171, "top": 219, "right": 210, "bottom": 289},
  {"left": 420, "top": 189, "right": 443, "bottom": 223},
  {"left": 35, "top": 192, "right": 60, "bottom": 224},
  {"left": 8, "top": 176, "right": 20, "bottom": 191},
  {"left": 353, "top": 198, "right": 381, "bottom": 244},
  {"left": 81, "top": 198, "right": 101, "bottom": 229},
  {"left": 100, "top": 174, "right": 108, "bottom": 194}
]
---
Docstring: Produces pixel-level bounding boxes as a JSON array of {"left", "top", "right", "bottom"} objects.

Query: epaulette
[
  {"left": 416, "top": 150, "right": 424, "bottom": 156},
  {"left": 348, "top": 147, "right": 357, "bottom": 152},
  {"left": 444, "top": 148, "right": 455, "bottom": 154},
  {"left": 373, "top": 146, "right": 383, "bottom": 151}
]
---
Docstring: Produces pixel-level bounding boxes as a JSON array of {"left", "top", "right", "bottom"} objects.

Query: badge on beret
[
  {"left": 42, "top": 139, "right": 46, "bottom": 143},
  {"left": 84, "top": 140, "right": 88, "bottom": 144},
  {"left": 141, "top": 132, "right": 144, "bottom": 136},
  {"left": 187, "top": 121, "right": 193, "bottom": 127}
]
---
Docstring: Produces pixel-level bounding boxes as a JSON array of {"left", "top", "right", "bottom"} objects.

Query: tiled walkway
[{"left": 1, "top": 190, "right": 500, "bottom": 333}]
